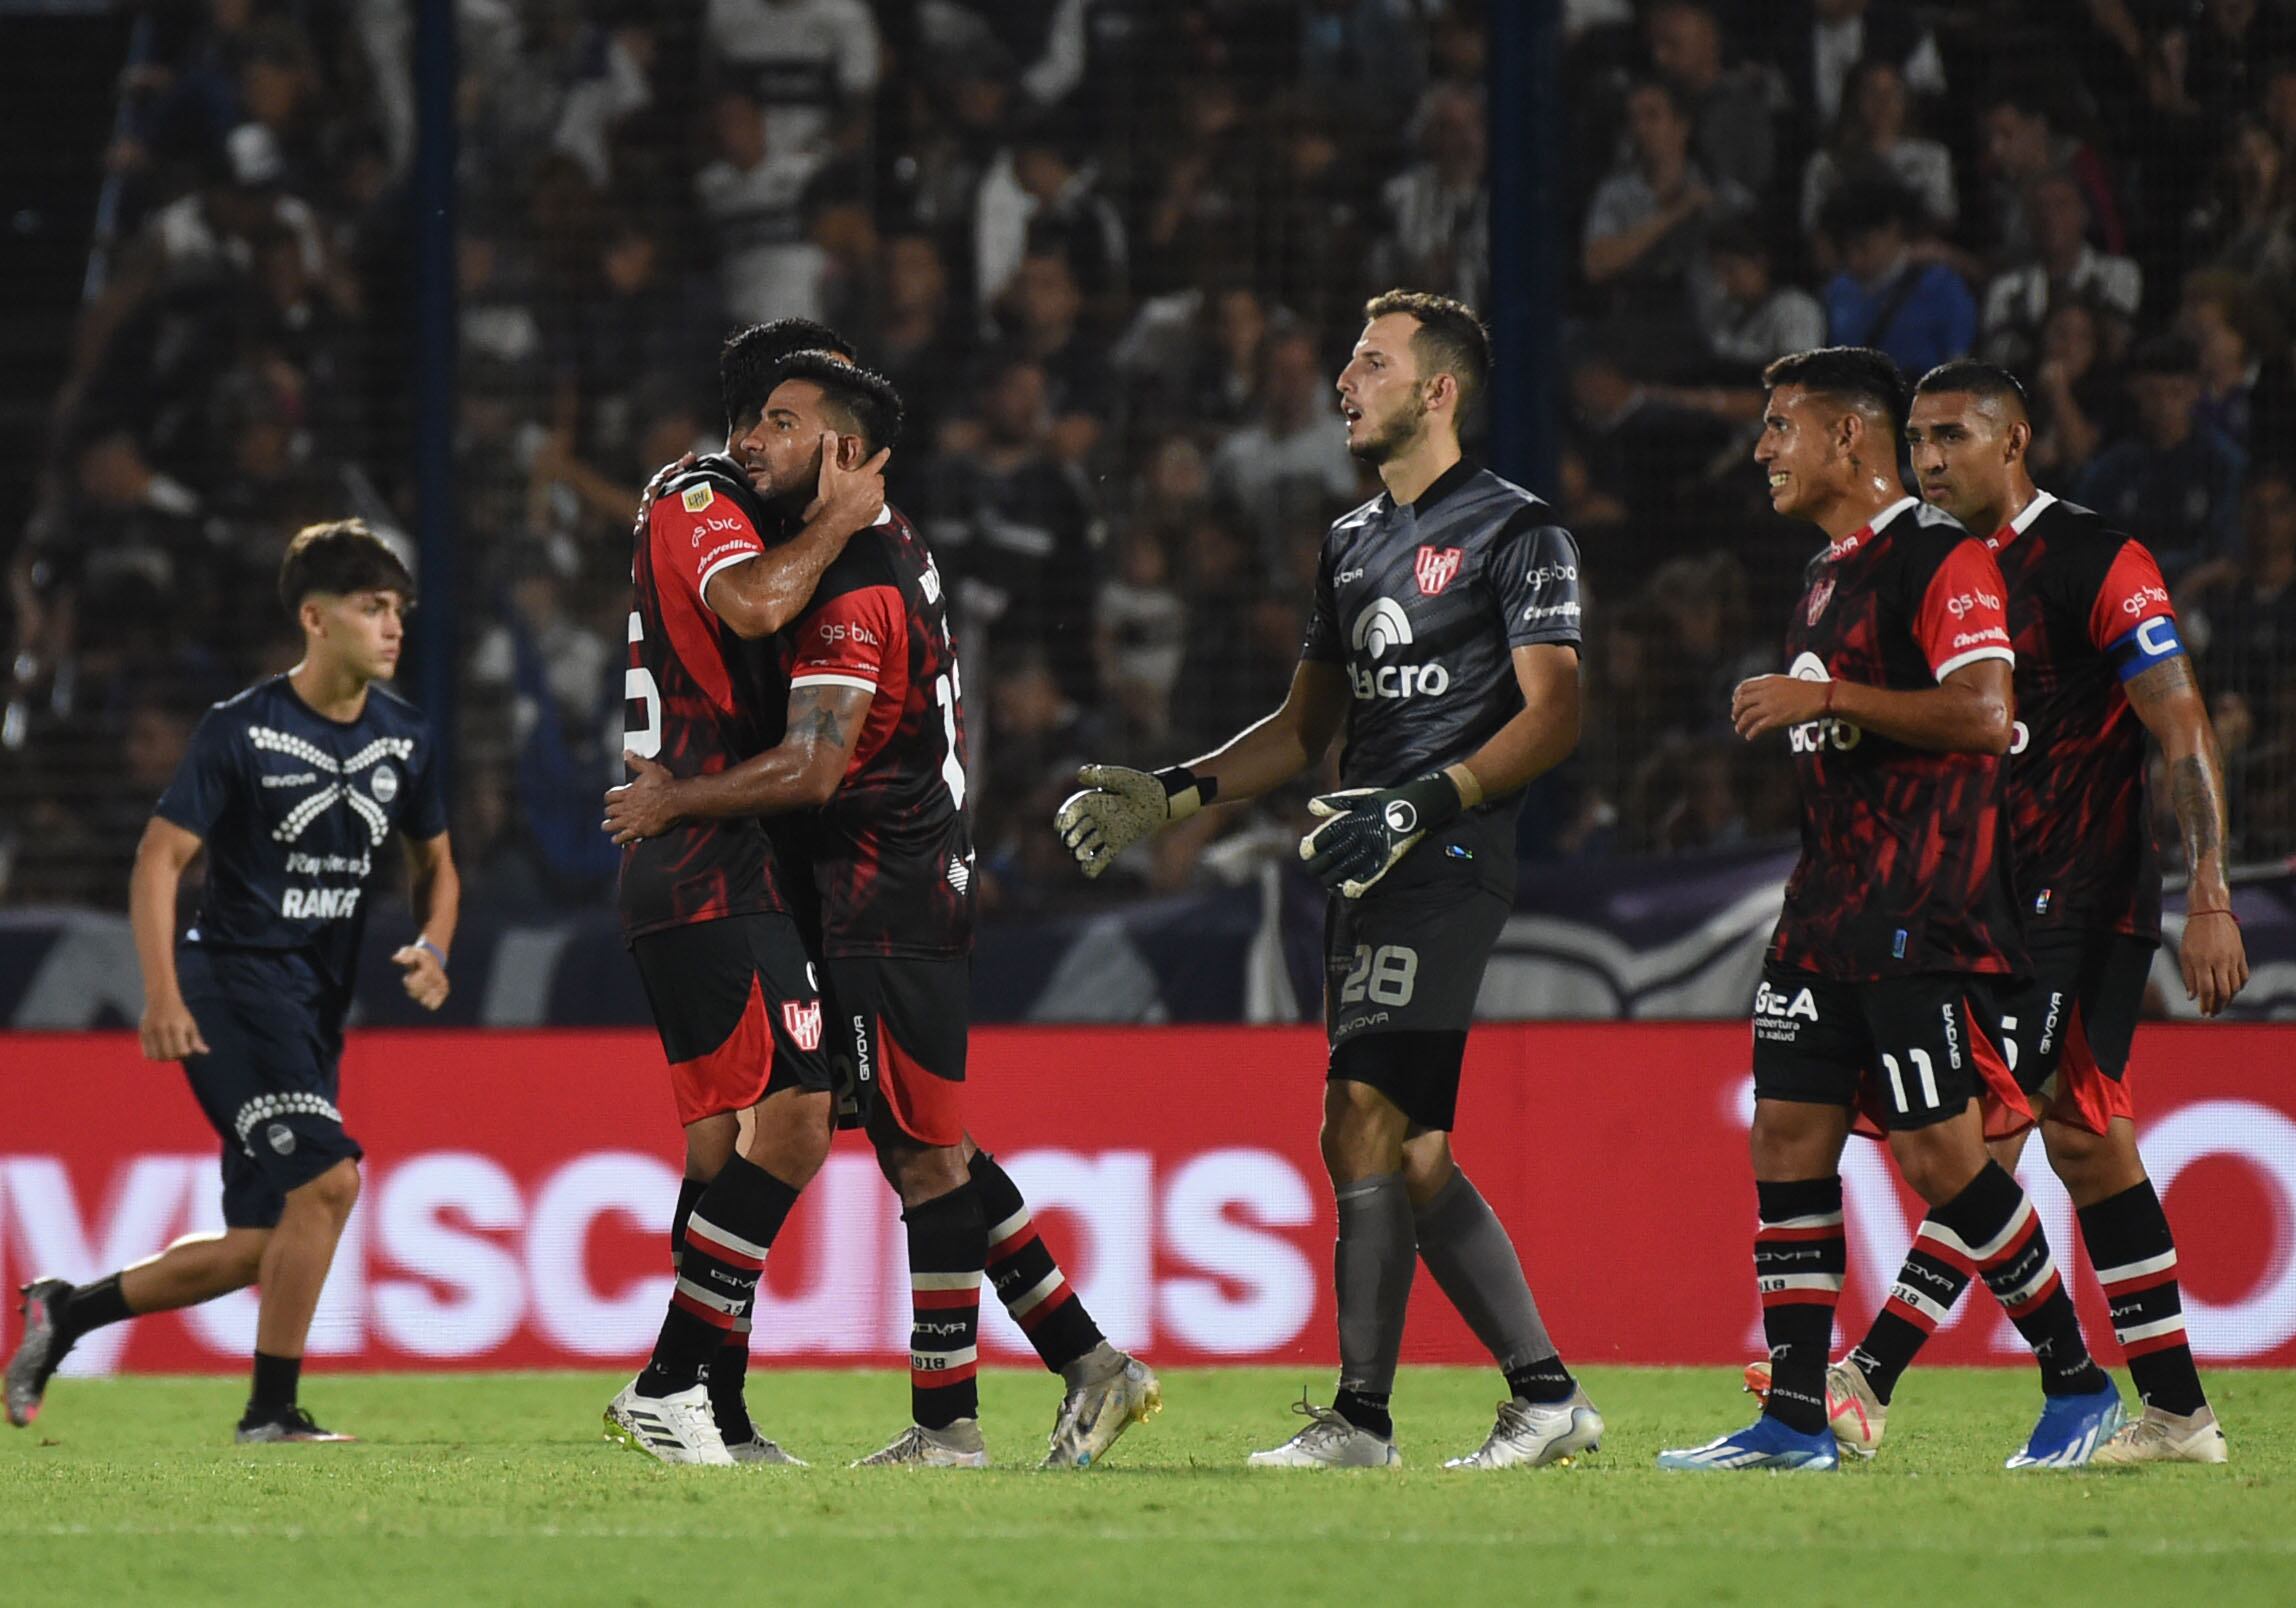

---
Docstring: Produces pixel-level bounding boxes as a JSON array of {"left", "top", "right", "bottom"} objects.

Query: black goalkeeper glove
[{"left": 1298, "top": 771, "right": 1465, "bottom": 898}]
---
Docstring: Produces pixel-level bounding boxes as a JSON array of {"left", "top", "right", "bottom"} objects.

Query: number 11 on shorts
[{"left": 1881, "top": 1049, "right": 1941, "bottom": 1115}]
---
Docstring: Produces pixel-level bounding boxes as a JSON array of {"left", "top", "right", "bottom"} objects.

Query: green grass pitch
[{"left": 6, "top": 1367, "right": 2293, "bottom": 1606}]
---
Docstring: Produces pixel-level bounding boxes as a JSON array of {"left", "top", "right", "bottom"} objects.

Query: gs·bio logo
[{"left": 1784, "top": 652, "right": 1862, "bottom": 754}]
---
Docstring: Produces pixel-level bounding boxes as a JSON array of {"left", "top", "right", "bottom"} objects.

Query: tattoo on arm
[
  {"left": 802, "top": 704, "right": 846, "bottom": 747},
  {"left": 2170, "top": 754, "right": 2223, "bottom": 870},
  {"left": 2123, "top": 653, "right": 2198, "bottom": 717}
]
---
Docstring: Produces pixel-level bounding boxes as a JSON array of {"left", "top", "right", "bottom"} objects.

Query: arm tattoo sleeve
[
  {"left": 2170, "top": 754, "right": 2223, "bottom": 870},
  {"left": 2123, "top": 653, "right": 2198, "bottom": 714}
]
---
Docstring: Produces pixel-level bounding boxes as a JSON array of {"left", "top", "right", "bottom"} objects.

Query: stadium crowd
[{"left": 4, "top": 0, "right": 2294, "bottom": 920}]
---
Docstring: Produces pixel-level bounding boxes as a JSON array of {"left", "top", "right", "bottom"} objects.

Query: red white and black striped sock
[
  {"left": 2080, "top": 1179, "right": 2206, "bottom": 1416},
  {"left": 670, "top": 1173, "right": 754, "bottom": 1434},
  {"left": 1754, "top": 1176, "right": 1846, "bottom": 1435},
  {"left": 905, "top": 1182, "right": 987, "bottom": 1430},
  {"left": 639, "top": 1155, "right": 799, "bottom": 1396},
  {"left": 1845, "top": 1218, "right": 1980, "bottom": 1404},
  {"left": 971, "top": 1149, "right": 1106, "bottom": 1375},
  {"left": 1948, "top": 1161, "right": 2110, "bottom": 1397}
]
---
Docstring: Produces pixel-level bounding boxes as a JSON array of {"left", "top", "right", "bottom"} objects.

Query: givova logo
[{"left": 1348, "top": 598, "right": 1449, "bottom": 700}]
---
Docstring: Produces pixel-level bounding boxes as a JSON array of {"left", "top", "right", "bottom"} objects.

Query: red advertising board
[{"left": 3, "top": 1026, "right": 2292, "bottom": 1374}]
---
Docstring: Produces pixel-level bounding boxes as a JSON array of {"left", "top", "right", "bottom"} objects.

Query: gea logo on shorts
[
  {"left": 1348, "top": 598, "right": 1450, "bottom": 701},
  {"left": 1753, "top": 980, "right": 1819, "bottom": 1022}
]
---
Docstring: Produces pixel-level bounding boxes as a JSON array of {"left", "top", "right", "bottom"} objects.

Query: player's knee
[
  {"left": 290, "top": 1159, "right": 361, "bottom": 1223},
  {"left": 1748, "top": 1101, "right": 1836, "bottom": 1177},
  {"left": 1889, "top": 1126, "right": 1982, "bottom": 1207},
  {"left": 2041, "top": 1117, "right": 2142, "bottom": 1204},
  {"left": 1320, "top": 1081, "right": 1402, "bottom": 1182},
  {"left": 1398, "top": 1131, "right": 1455, "bottom": 1207}
]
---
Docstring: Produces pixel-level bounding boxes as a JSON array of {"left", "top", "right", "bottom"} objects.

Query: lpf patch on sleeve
[{"left": 682, "top": 484, "right": 716, "bottom": 513}]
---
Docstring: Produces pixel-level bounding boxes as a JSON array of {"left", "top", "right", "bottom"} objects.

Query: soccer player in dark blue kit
[{"left": 6, "top": 520, "right": 459, "bottom": 1443}]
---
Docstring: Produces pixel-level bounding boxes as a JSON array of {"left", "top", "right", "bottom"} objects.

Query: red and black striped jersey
[
  {"left": 1985, "top": 492, "right": 2177, "bottom": 940},
  {"left": 776, "top": 504, "right": 974, "bottom": 958},
  {"left": 618, "top": 455, "right": 792, "bottom": 941},
  {"left": 1771, "top": 496, "right": 2026, "bottom": 980}
]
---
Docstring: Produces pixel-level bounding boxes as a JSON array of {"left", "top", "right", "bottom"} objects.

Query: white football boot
[
  {"left": 2091, "top": 1403, "right": 2228, "bottom": 1466},
  {"left": 1444, "top": 1386, "right": 1605, "bottom": 1469},
  {"left": 1246, "top": 1395, "right": 1401, "bottom": 1469},
  {"left": 604, "top": 1380, "right": 735, "bottom": 1466}
]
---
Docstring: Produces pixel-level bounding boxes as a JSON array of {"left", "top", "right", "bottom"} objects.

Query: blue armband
[{"left": 2108, "top": 615, "right": 2185, "bottom": 682}]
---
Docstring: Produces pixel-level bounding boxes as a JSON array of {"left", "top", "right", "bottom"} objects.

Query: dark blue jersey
[{"left": 154, "top": 675, "right": 448, "bottom": 987}]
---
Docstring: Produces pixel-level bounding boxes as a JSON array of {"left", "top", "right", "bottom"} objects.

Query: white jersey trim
[
  {"left": 1932, "top": 644, "right": 2016, "bottom": 680},
  {"left": 790, "top": 672, "right": 880, "bottom": 694}
]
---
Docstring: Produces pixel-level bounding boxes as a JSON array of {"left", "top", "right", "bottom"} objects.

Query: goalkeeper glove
[
  {"left": 1055, "top": 763, "right": 1216, "bottom": 877},
  {"left": 1298, "top": 771, "right": 1465, "bottom": 898}
]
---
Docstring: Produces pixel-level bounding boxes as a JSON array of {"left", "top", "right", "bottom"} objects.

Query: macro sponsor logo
[{"left": 1347, "top": 598, "right": 1448, "bottom": 700}]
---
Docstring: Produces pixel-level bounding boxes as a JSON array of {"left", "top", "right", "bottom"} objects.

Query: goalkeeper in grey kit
[{"left": 1056, "top": 291, "right": 1593, "bottom": 1469}]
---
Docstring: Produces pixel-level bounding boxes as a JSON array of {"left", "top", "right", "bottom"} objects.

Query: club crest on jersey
[
  {"left": 1807, "top": 576, "right": 1836, "bottom": 624},
  {"left": 681, "top": 484, "right": 715, "bottom": 513},
  {"left": 782, "top": 998, "right": 823, "bottom": 1053},
  {"left": 1414, "top": 545, "right": 1463, "bottom": 596}
]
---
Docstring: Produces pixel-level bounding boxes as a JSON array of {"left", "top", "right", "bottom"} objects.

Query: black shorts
[
  {"left": 1322, "top": 845, "right": 1511, "bottom": 1134},
  {"left": 824, "top": 953, "right": 969, "bottom": 1146},
  {"left": 1750, "top": 964, "right": 2020, "bottom": 1133},
  {"left": 1994, "top": 927, "right": 2153, "bottom": 1134},
  {"left": 176, "top": 946, "right": 363, "bottom": 1230},
  {"left": 632, "top": 913, "right": 833, "bottom": 1127}
]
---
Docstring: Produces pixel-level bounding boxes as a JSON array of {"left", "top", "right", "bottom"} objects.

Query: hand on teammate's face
[
  {"left": 140, "top": 997, "right": 211, "bottom": 1061},
  {"left": 391, "top": 945, "right": 451, "bottom": 1011},
  {"left": 1731, "top": 674, "right": 1830, "bottom": 740},
  {"left": 806, "top": 434, "right": 890, "bottom": 533},
  {"left": 2179, "top": 913, "right": 2250, "bottom": 1018},
  {"left": 603, "top": 752, "right": 681, "bottom": 846}
]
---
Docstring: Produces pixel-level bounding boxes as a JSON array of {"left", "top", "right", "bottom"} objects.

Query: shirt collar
[
  {"left": 1395, "top": 456, "right": 1480, "bottom": 517},
  {"left": 1984, "top": 489, "right": 2056, "bottom": 553},
  {"left": 1826, "top": 494, "right": 1919, "bottom": 562}
]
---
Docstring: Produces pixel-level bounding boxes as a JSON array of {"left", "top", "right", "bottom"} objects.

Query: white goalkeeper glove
[
  {"left": 1054, "top": 763, "right": 1215, "bottom": 877},
  {"left": 1298, "top": 772, "right": 1466, "bottom": 898}
]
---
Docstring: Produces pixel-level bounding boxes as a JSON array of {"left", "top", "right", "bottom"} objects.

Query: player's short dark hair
[
  {"left": 278, "top": 519, "right": 414, "bottom": 616},
  {"left": 1763, "top": 346, "right": 1909, "bottom": 437},
  {"left": 1363, "top": 288, "right": 1491, "bottom": 429},
  {"left": 1916, "top": 359, "right": 2030, "bottom": 419},
  {"left": 771, "top": 350, "right": 904, "bottom": 454},
  {"left": 720, "top": 318, "right": 856, "bottom": 432}
]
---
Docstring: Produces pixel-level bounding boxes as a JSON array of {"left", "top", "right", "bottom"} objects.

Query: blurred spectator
[
  {"left": 704, "top": 0, "right": 881, "bottom": 158},
  {"left": 551, "top": 11, "right": 658, "bottom": 192},
  {"left": 996, "top": 252, "right": 1116, "bottom": 465},
  {"left": 695, "top": 89, "right": 828, "bottom": 324},
  {"left": 1821, "top": 180, "right": 1976, "bottom": 378},
  {"left": 1582, "top": 78, "right": 1749, "bottom": 341},
  {"left": 2076, "top": 334, "right": 2247, "bottom": 577},
  {"left": 1645, "top": 0, "right": 1778, "bottom": 200},
  {"left": 2186, "top": 116, "right": 2296, "bottom": 290},
  {"left": 1697, "top": 218, "right": 1826, "bottom": 376},
  {"left": 1770, "top": 0, "right": 1946, "bottom": 137},
  {"left": 1799, "top": 55, "right": 1957, "bottom": 237},
  {"left": 2178, "top": 467, "right": 2296, "bottom": 858},
  {"left": 1209, "top": 325, "right": 1360, "bottom": 543},
  {"left": 1979, "top": 79, "right": 2127, "bottom": 265},
  {"left": 1259, "top": 101, "right": 1375, "bottom": 336},
  {"left": 860, "top": 232, "right": 974, "bottom": 456},
  {"left": 1979, "top": 171, "right": 2141, "bottom": 371},
  {"left": 1298, "top": 0, "right": 1429, "bottom": 147},
  {"left": 2027, "top": 298, "right": 2129, "bottom": 481},
  {"left": 925, "top": 355, "right": 1100, "bottom": 699},
  {"left": 2179, "top": 268, "right": 2296, "bottom": 465},
  {"left": 1370, "top": 81, "right": 1490, "bottom": 311},
  {"left": 1138, "top": 77, "right": 1262, "bottom": 299},
  {"left": 1094, "top": 525, "right": 1186, "bottom": 745},
  {"left": 973, "top": 113, "right": 1127, "bottom": 314}
]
